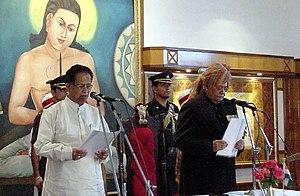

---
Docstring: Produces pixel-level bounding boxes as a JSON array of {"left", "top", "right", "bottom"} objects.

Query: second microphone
[{"left": 90, "top": 92, "right": 123, "bottom": 103}]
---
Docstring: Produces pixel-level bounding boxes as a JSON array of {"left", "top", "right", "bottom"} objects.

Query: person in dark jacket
[
  {"left": 174, "top": 63, "right": 244, "bottom": 195},
  {"left": 147, "top": 71, "right": 179, "bottom": 196}
]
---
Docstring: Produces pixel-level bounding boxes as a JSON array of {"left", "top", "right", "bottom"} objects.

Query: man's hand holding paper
[
  {"left": 95, "top": 149, "right": 108, "bottom": 160},
  {"left": 213, "top": 140, "right": 228, "bottom": 152},
  {"left": 80, "top": 130, "right": 120, "bottom": 157},
  {"left": 234, "top": 139, "right": 244, "bottom": 150},
  {"left": 72, "top": 148, "right": 88, "bottom": 160},
  {"left": 216, "top": 118, "right": 246, "bottom": 157}
]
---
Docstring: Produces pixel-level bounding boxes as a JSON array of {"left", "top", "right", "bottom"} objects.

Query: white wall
[
  {"left": 144, "top": 1, "right": 295, "bottom": 184},
  {"left": 144, "top": 0, "right": 300, "bottom": 58}
]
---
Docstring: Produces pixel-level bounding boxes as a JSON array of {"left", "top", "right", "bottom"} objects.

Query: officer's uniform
[
  {"left": 147, "top": 72, "right": 179, "bottom": 196},
  {"left": 31, "top": 75, "right": 66, "bottom": 196}
]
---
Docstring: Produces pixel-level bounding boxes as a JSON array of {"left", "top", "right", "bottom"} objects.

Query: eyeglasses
[
  {"left": 71, "top": 83, "right": 93, "bottom": 90},
  {"left": 214, "top": 85, "right": 228, "bottom": 92}
]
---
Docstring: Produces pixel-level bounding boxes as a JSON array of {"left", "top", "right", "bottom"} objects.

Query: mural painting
[{"left": 0, "top": 0, "right": 134, "bottom": 181}]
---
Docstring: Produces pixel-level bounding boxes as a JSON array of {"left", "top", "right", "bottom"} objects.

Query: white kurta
[{"left": 35, "top": 97, "right": 108, "bottom": 196}]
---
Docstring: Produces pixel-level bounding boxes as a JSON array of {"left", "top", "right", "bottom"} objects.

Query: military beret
[
  {"left": 46, "top": 75, "right": 67, "bottom": 89},
  {"left": 148, "top": 72, "right": 173, "bottom": 84}
]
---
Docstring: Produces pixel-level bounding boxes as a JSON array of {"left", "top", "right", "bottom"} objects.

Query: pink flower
[
  {"left": 263, "top": 160, "right": 277, "bottom": 169},
  {"left": 262, "top": 168, "right": 271, "bottom": 177},
  {"left": 256, "top": 160, "right": 284, "bottom": 188},
  {"left": 273, "top": 167, "right": 284, "bottom": 180},
  {"left": 254, "top": 169, "right": 265, "bottom": 180}
]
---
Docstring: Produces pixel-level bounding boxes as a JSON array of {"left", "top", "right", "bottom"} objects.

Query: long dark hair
[{"left": 29, "top": 0, "right": 88, "bottom": 53}]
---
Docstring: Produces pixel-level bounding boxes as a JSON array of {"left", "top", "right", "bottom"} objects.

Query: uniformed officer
[
  {"left": 147, "top": 71, "right": 179, "bottom": 196},
  {"left": 31, "top": 75, "right": 67, "bottom": 195}
]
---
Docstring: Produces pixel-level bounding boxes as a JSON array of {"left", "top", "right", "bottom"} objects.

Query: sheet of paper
[
  {"left": 80, "top": 131, "right": 120, "bottom": 156},
  {"left": 216, "top": 118, "right": 246, "bottom": 157}
]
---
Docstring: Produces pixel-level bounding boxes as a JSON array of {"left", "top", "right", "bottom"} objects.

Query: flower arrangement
[{"left": 254, "top": 160, "right": 285, "bottom": 188}]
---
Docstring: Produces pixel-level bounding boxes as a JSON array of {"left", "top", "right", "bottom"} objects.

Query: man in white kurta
[{"left": 35, "top": 65, "right": 109, "bottom": 196}]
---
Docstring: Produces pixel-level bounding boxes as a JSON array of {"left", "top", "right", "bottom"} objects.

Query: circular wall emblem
[{"left": 114, "top": 23, "right": 135, "bottom": 107}]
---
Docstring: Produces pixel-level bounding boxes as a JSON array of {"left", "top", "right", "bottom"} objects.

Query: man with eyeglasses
[
  {"left": 174, "top": 63, "right": 244, "bottom": 195},
  {"left": 35, "top": 64, "right": 109, "bottom": 195},
  {"left": 147, "top": 71, "right": 179, "bottom": 196}
]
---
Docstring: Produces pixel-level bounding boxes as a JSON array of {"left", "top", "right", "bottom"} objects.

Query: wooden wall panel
[
  {"left": 262, "top": 83, "right": 275, "bottom": 160},
  {"left": 143, "top": 47, "right": 296, "bottom": 74},
  {"left": 284, "top": 77, "right": 300, "bottom": 190}
]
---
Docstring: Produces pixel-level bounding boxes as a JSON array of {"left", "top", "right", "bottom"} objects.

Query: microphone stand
[
  {"left": 242, "top": 105, "right": 273, "bottom": 191},
  {"left": 116, "top": 112, "right": 126, "bottom": 195},
  {"left": 107, "top": 101, "right": 155, "bottom": 196},
  {"left": 95, "top": 100, "right": 121, "bottom": 196},
  {"left": 240, "top": 106, "right": 260, "bottom": 190},
  {"left": 251, "top": 110, "right": 273, "bottom": 160}
]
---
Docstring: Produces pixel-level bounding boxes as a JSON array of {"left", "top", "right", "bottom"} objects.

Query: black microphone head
[
  {"left": 231, "top": 99, "right": 248, "bottom": 106},
  {"left": 90, "top": 92, "right": 102, "bottom": 102},
  {"left": 232, "top": 99, "right": 263, "bottom": 112},
  {"left": 231, "top": 98, "right": 237, "bottom": 103},
  {"left": 90, "top": 91, "right": 97, "bottom": 98}
]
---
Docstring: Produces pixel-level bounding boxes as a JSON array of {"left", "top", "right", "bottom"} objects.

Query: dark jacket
[
  {"left": 174, "top": 92, "right": 240, "bottom": 195},
  {"left": 147, "top": 99, "right": 179, "bottom": 196}
]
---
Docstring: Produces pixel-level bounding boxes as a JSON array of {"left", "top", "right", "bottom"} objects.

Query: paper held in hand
[
  {"left": 80, "top": 131, "right": 120, "bottom": 156},
  {"left": 216, "top": 118, "right": 246, "bottom": 157}
]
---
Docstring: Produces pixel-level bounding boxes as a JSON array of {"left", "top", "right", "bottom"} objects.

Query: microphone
[
  {"left": 90, "top": 92, "right": 123, "bottom": 102},
  {"left": 231, "top": 99, "right": 264, "bottom": 113},
  {"left": 90, "top": 92, "right": 102, "bottom": 102},
  {"left": 99, "top": 93, "right": 123, "bottom": 102}
]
